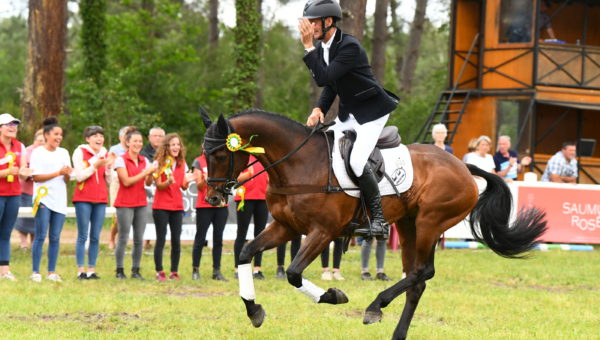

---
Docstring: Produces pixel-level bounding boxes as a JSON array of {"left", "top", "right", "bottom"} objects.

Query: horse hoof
[
  {"left": 363, "top": 310, "right": 383, "bottom": 325},
  {"left": 331, "top": 288, "right": 349, "bottom": 304},
  {"left": 319, "top": 288, "right": 349, "bottom": 305},
  {"left": 249, "top": 304, "right": 266, "bottom": 328}
]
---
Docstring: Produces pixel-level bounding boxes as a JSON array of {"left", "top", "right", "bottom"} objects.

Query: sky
[{"left": 0, "top": 0, "right": 449, "bottom": 30}]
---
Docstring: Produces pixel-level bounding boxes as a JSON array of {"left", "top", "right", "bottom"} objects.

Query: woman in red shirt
[
  {"left": 114, "top": 127, "right": 157, "bottom": 280},
  {"left": 192, "top": 152, "right": 228, "bottom": 281},
  {"left": 0, "top": 113, "right": 30, "bottom": 281},
  {"left": 14, "top": 129, "right": 44, "bottom": 250},
  {"left": 72, "top": 125, "right": 115, "bottom": 280},
  {"left": 152, "top": 133, "right": 192, "bottom": 281},
  {"left": 233, "top": 155, "right": 269, "bottom": 279}
]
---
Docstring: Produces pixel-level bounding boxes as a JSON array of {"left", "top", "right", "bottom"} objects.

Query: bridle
[{"left": 203, "top": 118, "right": 324, "bottom": 196}]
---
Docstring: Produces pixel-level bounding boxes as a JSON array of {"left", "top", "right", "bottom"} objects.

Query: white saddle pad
[{"left": 332, "top": 130, "right": 414, "bottom": 198}]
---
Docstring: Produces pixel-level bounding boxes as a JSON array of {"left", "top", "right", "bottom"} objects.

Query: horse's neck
[{"left": 233, "top": 116, "right": 327, "bottom": 187}]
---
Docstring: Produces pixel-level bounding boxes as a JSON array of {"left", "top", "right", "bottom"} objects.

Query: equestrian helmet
[{"left": 303, "top": 0, "right": 342, "bottom": 20}]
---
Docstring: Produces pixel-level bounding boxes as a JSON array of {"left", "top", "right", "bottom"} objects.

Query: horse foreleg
[
  {"left": 286, "top": 231, "right": 349, "bottom": 305},
  {"left": 238, "top": 221, "right": 298, "bottom": 328}
]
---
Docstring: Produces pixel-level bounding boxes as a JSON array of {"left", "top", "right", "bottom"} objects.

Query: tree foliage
[
  {"left": 231, "top": 0, "right": 261, "bottom": 112},
  {"left": 0, "top": 0, "right": 450, "bottom": 160}
]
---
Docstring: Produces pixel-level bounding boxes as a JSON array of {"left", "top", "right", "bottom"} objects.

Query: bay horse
[{"left": 202, "top": 110, "right": 546, "bottom": 340}]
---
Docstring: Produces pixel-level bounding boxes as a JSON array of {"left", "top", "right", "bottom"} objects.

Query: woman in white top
[
  {"left": 30, "top": 117, "right": 73, "bottom": 283},
  {"left": 464, "top": 135, "right": 496, "bottom": 173}
]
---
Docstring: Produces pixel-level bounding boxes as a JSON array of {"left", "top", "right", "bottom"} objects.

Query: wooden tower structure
[{"left": 415, "top": 0, "right": 600, "bottom": 183}]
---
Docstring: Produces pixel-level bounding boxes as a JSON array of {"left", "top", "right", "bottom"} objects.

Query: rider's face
[
  {"left": 309, "top": 17, "right": 333, "bottom": 40},
  {"left": 308, "top": 18, "right": 322, "bottom": 39}
]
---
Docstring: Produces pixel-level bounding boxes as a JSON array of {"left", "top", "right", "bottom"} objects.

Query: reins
[{"left": 205, "top": 119, "right": 342, "bottom": 196}]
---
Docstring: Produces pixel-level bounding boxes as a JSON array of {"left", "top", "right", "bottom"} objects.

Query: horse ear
[
  {"left": 216, "top": 114, "right": 229, "bottom": 137},
  {"left": 199, "top": 106, "right": 212, "bottom": 129}
]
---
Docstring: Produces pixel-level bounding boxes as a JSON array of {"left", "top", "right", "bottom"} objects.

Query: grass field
[{"left": 1, "top": 227, "right": 599, "bottom": 340}]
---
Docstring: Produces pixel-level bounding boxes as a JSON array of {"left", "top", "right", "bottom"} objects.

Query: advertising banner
[{"left": 517, "top": 184, "right": 600, "bottom": 244}]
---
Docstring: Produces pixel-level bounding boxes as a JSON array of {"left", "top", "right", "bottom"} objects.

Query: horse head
[{"left": 203, "top": 113, "right": 250, "bottom": 206}]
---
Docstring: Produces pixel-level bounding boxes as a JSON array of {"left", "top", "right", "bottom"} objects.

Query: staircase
[
  {"left": 413, "top": 33, "right": 479, "bottom": 145},
  {"left": 413, "top": 90, "right": 471, "bottom": 145}
]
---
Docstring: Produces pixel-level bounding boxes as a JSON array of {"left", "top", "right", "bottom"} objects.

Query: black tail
[{"left": 467, "top": 164, "right": 547, "bottom": 258}]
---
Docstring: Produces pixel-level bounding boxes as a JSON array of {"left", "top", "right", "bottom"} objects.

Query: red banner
[{"left": 517, "top": 185, "right": 600, "bottom": 244}]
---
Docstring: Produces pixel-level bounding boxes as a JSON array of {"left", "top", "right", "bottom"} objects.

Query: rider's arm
[
  {"left": 316, "top": 85, "right": 336, "bottom": 115},
  {"left": 303, "top": 42, "right": 359, "bottom": 86}
]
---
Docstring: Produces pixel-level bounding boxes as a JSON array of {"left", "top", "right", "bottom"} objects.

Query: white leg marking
[
  {"left": 296, "top": 278, "right": 326, "bottom": 303},
  {"left": 239, "top": 263, "right": 256, "bottom": 300}
]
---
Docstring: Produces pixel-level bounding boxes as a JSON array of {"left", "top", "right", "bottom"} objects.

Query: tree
[
  {"left": 389, "top": 0, "right": 405, "bottom": 91},
  {"left": 231, "top": 0, "right": 261, "bottom": 111},
  {"left": 0, "top": 17, "right": 27, "bottom": 117},
  {"left": 371, "top": 0, "right": 388, "bottom": 83},
  {"left": 80, "top": 0, "right": 107, "bottom": 87},
  {"left": 401, "top": 0, "right": 429, "bottom": 94},
  {"left": 339, "top": 0, "right": 367, "bottom": 40},
  {"left": 21, "top": 0, "right": 68, "bottom": 133},
  {"left": 208, "top": 0, "right": 219, "bottom": 46}
]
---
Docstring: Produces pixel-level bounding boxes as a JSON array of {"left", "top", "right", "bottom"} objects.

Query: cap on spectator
[{"left": 0, "top": 113, "right": 21, "bottom": 125}]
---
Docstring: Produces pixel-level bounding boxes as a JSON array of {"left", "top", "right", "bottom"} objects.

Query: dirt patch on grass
[
  {"left": 164, "top": 286, "right": 232, "bottom": 298},
  {"left": 9, "top": 312, "right": 141, "bottom": 322},
  {"left": 343, "top": 309, "right": 364, "bottom": 319},
  {"left": 490, "top": 281, "right": 600, "bottom": 293}
]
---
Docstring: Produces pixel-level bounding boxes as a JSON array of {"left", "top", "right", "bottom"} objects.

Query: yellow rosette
[
  {"left": 77, "top": 159, "right": 89, "bottom": 191},
  {"left": 226, "top": 133, "right": 243, "bottom": 152},
  {"left": 32, "top": 186, "right": 48, "bottom": 216},
  {"left": 154, "top": 156, "right": 174, "bottom": 179},
  {"left": 5, "top": 152, "right": 16, "bottom": 183},
  {"left": 226, "top": 134, "right": 265, "bottom": 155},
  {"left": 236, "top": 186, "right": 246, "bottom": 211}
]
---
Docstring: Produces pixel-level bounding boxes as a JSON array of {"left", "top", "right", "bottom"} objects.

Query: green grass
[{"left": 1, "top": 237, "right": 599, "bottom": 340}]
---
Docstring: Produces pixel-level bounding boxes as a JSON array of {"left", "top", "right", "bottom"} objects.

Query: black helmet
[{"left": 303, "top": 0, "right": 342, "bottom": 20}]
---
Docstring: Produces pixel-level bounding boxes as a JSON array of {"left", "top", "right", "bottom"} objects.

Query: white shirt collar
[{"left": 321, "top": 28, "right": 336, "bottom": 65}]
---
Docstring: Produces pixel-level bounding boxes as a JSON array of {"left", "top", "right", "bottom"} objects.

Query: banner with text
[{"left": 517, "top": 185, "right": 600, "bottom": 244}]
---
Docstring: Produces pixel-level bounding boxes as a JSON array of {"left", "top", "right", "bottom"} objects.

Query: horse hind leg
[
  {"left": 238, "top": 221, "right": 298, "bottom": 328},
  {"left": 286, "top": 230, "right": 349, "bottom": 306},
  {"left": 363, "top": 218, "right": 437, "bottom": 330}
]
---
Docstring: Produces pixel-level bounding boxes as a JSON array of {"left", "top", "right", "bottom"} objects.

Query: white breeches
[{"left": 330, "top": 113, "right": 390, "bottom": 176}]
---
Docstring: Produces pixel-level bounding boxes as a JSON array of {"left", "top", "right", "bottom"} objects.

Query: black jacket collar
[{"left": 327, "top": 28, "right": 343, "bottom": 62}]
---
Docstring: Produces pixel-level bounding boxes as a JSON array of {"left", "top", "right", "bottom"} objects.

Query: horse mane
[{"left": 230, "top": 109, "right": 311, "bottom": 136}]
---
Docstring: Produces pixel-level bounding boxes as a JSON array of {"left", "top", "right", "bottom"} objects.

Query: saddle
[{"left": 337, "top": 126, "right": 402, "bottom": 184}]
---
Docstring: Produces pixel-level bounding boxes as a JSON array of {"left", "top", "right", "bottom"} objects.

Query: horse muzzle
[{"left": 206, "top": 195, "right": 226, "bottom": 207}]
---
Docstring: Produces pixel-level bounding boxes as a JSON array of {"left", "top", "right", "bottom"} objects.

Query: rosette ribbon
[
  {"left": 77, "top": 160, "right": 89, "bottom": 191},
  {"left": 32, "top": 186, "right": 48, "bottom": 216},
  {"left": 5, "top": 152, "right": 15, "bottom": 183},
  {"left": 226, "top": 134, "right": 265, "bottom": 154},
  {"left": 154, "top": 156, "right": 174, "bottom": 179},
  {"left": 236, "top": 186, "right": 246, "bottom": 211}
]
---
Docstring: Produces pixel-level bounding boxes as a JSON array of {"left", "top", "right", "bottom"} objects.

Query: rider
[{"left": 299, "top": 0, "right": 399, "bottom": 239}]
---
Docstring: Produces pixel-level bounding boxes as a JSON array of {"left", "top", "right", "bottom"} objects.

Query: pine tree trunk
[
  {"left": 371, "top": 0, "right": 389, "bottom": 83},
  {"left": 254, "top": 0, "right": 264, "bottom": 108},
  {"left": 209, "top": 0, "right": 219, "bottom": 46},
  {"left": 401, "top": 0, "right": 428, "bottom": 94},
  {"left": 389, "top": 0, "right": 404, "bottom": 91},
  {"left": 339, "top": 0, "right": 367, "bottom": 40},
  {"left": 232, "top": 0, "right": 261, "bottom": 111},
  {"left": 21, "top": 0, "right": 68, "bottom": 132}
]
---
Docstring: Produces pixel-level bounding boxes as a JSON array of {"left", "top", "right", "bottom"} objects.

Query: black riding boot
[{"left": 353, "top": 165, "right": 389, "bottom": 240}]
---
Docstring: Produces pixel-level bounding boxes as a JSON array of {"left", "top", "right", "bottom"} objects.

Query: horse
[{"left": 201, "top": 110, "right": 547, "bottom": 340}]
